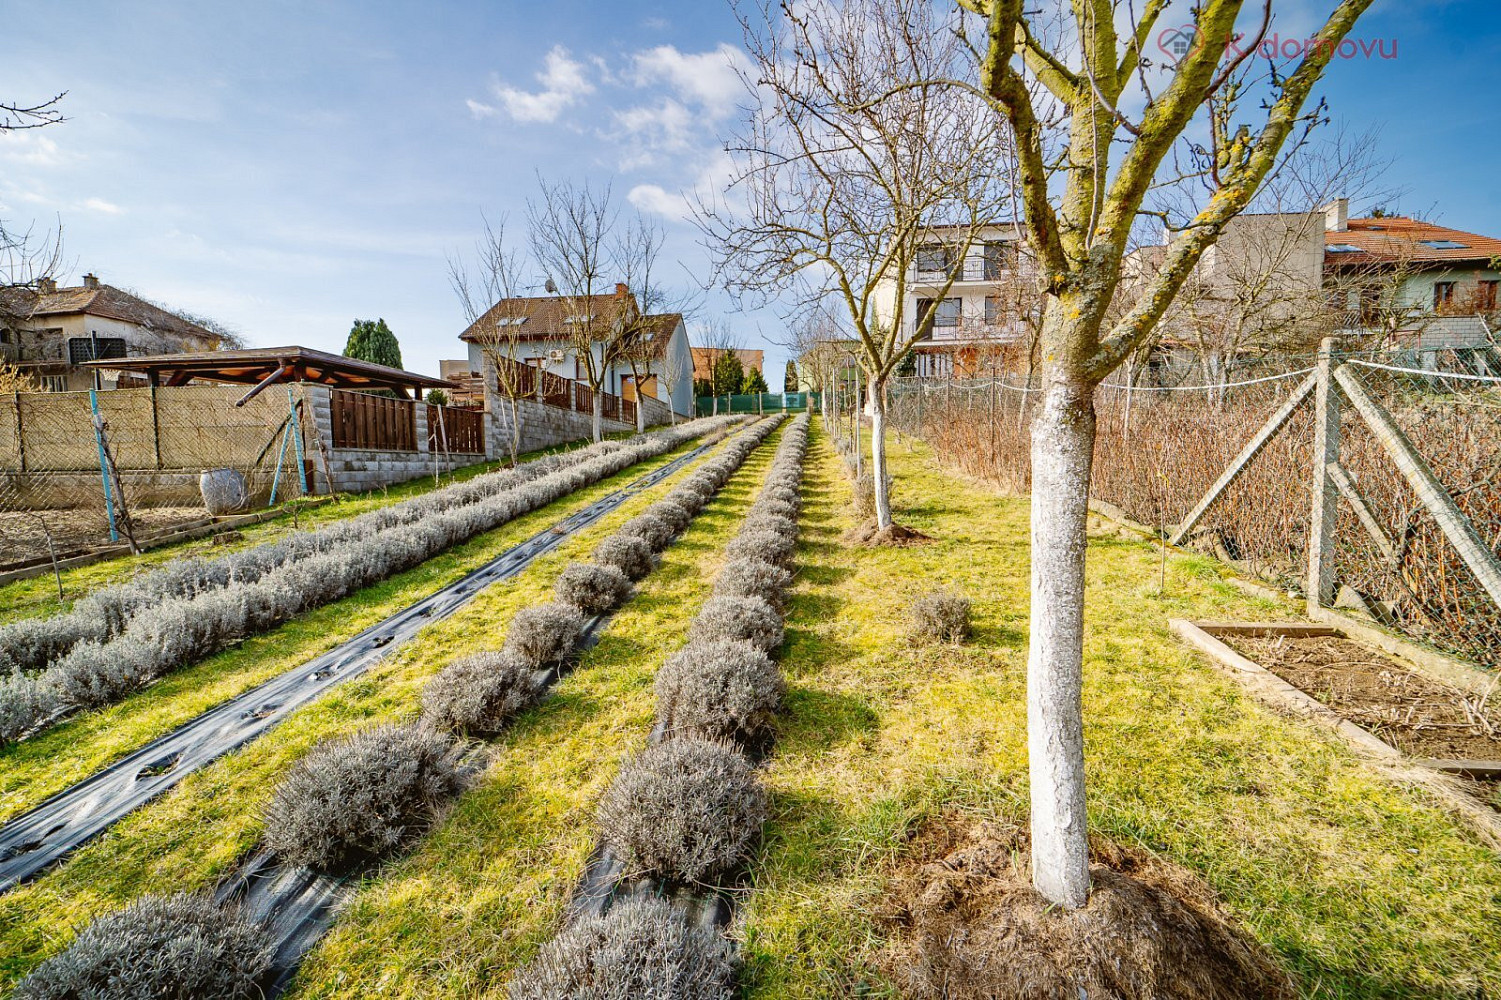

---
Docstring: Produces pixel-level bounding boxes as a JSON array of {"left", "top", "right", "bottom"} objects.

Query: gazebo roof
[{"left": 82, "top": 345, "right": 453, "bottom": 397}]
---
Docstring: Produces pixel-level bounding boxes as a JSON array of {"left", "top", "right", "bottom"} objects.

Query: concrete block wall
[
  {"left": 486, "top": 395, "right": 634, "bottom": 460},
  {"left": 303, "top": 385, "right": 488, "bottom": 494}
]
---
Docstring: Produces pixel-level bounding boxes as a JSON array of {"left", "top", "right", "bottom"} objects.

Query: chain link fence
[
  {"left": 0, "top": 385, "right": 314, "bottom": 568},
  {"left": 886, "top": 347, "right": 1501, "bottom": 669}
]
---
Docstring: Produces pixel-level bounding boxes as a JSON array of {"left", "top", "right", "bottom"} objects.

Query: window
[
  {"left": 1327, "top": 244, "right": 1363, "bottom": 253},
  {"left": 984, "top": 296, "right": 1007, "bottom": 324},
  {"left": 1419, "top": 239, "right": 1469, "bottom": 250},
  {"left": 1479, "top": 280, "right": 1498, "bottom": 311},
  {"left": 0, "top": 329, "right": 10, "bottom": 344},
  {"left": 1433, "top": 281, "right": 1456, "bottom": 309},
  {"left": 67, "top": 336, "right": 126, "bottom": 365},
  {"left": 983, "top": 241, "right": 1013, "bottom": 279},
  {"left": 915, "top": 243, "right": 955, "bottom": 276},
  {"left": 39, "top": 375, "right": 67, "bottom": 392},
  {"left": 933, "top": 297, "right": 961, "bottom": 328},
  {"left": 1360, "top": 286, "right": 1382, "bottom": 323}
]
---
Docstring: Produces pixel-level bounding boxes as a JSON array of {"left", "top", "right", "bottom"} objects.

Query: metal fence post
[{"left": 1307, "top": 337, "right": 1341, "bottom": 613}]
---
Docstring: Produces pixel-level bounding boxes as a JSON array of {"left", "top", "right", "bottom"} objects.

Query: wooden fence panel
[
  {"left": 331, "top": 390, "right": 416, "bottom": 451},
  {"left": 426, "top": 404, "right": 485, "bottom": 454}
]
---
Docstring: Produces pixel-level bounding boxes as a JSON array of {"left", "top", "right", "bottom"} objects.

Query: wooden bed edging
[{"left": 1169, "top": 618, "right": 1501, "bottom": 851}]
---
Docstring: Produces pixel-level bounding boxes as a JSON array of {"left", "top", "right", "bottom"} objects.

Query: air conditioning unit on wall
[{"left": 548, "top": 349, "right": 565, "bottom": 363}]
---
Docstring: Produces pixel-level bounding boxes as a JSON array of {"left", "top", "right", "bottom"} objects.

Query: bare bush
[
  {"left": 504, "top": 602, "right": 586, "bottom": 668},
  {"left": 596, "top": 737, "right": 768, "bottom": 884},
  {"left": 0, "top": 672, "right": 62, "bottom": 745},
  {"left": 852, "top": 473, "right": 893, "bottom": 521},
  {"left": 742, "top": 511, "right": 798, "bottom": 540},
  {"left": 618, "top": 512, "right": 677, "bottom": 552},
  {"left": 714, "top": 558, "right": 794, "bottom": 607},
  {"left": 507, "top": 895, "right": 736, "bottom": 1000},
  {"left": 421, "top": 651, "right": 538, "bottom": 734},
  {"left": 725, "top": 529, "right": 796, "bottom": 570},
  {"left": 12, "top": 893, "right": 270, "bottom": 1000},
  {"left": 689, "top": 596, "right": 784, "bottom": 655},
  {"left": 909, "top": 589, "right": 972, "bottom": 645},
  {"left": 644, "top": 499, "right": 694, "bottom": 535},
  {"left": 263, "top": 723, "right": 463, "bottom": 871},
  {"left": 656, "top": 639, "right": 783, "bottom": 746},
  {"left": 593, "top": 535, "right": 655, "bottom": 582},
  {"left": 555, "top": 563, "right": 634, "bottom": 616}
]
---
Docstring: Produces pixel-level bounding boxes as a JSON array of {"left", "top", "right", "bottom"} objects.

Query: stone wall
[
  {"left": 302, "top": 386, "right": 489, "bottom": 494},
  {"left": 485, "top": 395, "right": 634, "bottom": 460}
]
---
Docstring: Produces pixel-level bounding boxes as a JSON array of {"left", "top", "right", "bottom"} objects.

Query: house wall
[
  {"left": 872, "top": 224, "right": 1031, "bottom": 350},
  {"left": 4, "top": 312, "right": 218, "bottom": 392}
]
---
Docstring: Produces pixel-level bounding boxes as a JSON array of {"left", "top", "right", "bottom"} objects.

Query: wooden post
[
  {"left": 149, "top": 384, "right": 163, "bottom": 470},
  {"left": 1307, "top": 338, "right": 1341, "bottom": 613}
]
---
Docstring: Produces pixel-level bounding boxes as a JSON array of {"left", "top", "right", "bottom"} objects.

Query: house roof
[
  {"left": 621, "top": 313, "right": 684, "bottom": 361},
  {"left": 1325, "top": 217, "right": 1501, "bottom": 269},
  {"left": 3, "top": 281, "right": 222, "bottom": 344},
  {"left": 457, "top": 291, "right": 637, "bottom": 343},
  {"left": 80, "top": 345, "right": 452, "bottom": 394}
]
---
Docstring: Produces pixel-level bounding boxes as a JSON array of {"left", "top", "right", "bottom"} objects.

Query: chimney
[
  {"left": 1323, "top": 197, "right": 1349, "bottom": 233},
  {"left": 82, "top": 273, "right": 100, "bottom": 289},
  {"left": 615, "top": 282, "right": 629, "bottom": 298},
  {"left": 37, "top": 277, "right": 57, "bottom": 294}
]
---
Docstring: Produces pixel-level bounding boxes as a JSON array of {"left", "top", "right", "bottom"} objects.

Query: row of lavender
[
  {"left": 0, "top": 417, "right": 735, "bottom": 745},
  {"left": 511, "top": 410, "right": 811, "bottom": 998},
  {"left": 8, "top": 417, "right": 780, "bottom": 1000}
]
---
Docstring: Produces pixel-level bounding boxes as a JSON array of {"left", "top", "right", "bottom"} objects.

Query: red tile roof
[
  {"left": 1325, "top": 217, "right": 1501, "bottom": 268},
  {"left": 6, "top": 282, "right": 222, "bottom": 345}
]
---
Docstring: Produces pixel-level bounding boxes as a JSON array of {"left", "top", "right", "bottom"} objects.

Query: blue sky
[{"left": 1, "top": 0, "right": 1497, "bottom": 381}]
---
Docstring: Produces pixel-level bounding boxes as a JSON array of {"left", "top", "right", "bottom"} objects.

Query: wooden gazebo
[{"left": 83, "top": 346, "right": 453, "bottom": 404}]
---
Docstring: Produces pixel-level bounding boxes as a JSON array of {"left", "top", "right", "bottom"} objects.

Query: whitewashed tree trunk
[
  {"left": 1026, "top": 374, "right": 1095, "bottom": 910},
  {"left": 592, "top": 392, "right": 603, "bottom": 442},
  {"left": 508, "top": 397, "right": 521, "bottom": 465},
  {"left": 870, "top": 374, "right": 892, "bottom": 529},
  {"left": 636, "top": 394, "right": 646, "bottom": 433}
]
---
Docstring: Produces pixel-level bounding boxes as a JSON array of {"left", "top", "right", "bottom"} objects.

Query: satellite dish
[{"left": 544, "top": 277, "right": 558, "bottom": 294}]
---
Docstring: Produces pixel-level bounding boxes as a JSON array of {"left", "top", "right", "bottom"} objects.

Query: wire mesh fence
[
  {"left": 0, "top": 385, "right": 314, "bottom": 567},
  {"left": 885, "top": 347, "right": 1501, "bottom": 669}
]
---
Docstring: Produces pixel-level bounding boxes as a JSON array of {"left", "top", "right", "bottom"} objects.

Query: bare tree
[
  {"left": 450, "top": 216, "right": 535, "bottom": 465},
  {"left": 940, "top": 0, "right": 1377, "bottom": 908},
  {"left": 656, "top": 325, "right": 690, "bottom": 424},
  {"left": 615, "top": 215, "right": 693, "bottom": 431},
  {"left": 528, "top": 179, "right": 639, "bottom": 443},
  {"left": 0, "top": 219, "right": 67, "bottom": 353},
  {"left": 702, "top": 0, "right": 1012, "bottom": 533},
  {"left": 1, "top": 93, "right": 66, "bottom": 132}
]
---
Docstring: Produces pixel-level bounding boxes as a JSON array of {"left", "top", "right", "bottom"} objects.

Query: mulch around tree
[
  {"left": 1227, "top": 633, "right": 1501, "bottom": 762},
  {"left": 876, "top": 815, "right": 1295, "bottom": 1000},
  {"left": 844, "top": 520, "right": 934, "bottom": 547}
]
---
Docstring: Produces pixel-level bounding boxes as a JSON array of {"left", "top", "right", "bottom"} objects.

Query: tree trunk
[
  {"left": 1026, "top": 373, "right": 1096, "bottom": 910},
  {"left": 870, "top": 374, "right": 892, "bottom": 529},
  {"left": 508, "top": 397, "right": 521, "bottom": 465},
  {"left": 637, "top": 394, "right": 646, "bottom": 433},
  {"left": 592, "top": 392, "right": 603, "bottom": 442}
]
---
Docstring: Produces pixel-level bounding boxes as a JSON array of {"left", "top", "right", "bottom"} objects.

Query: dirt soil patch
[
  {"left": 877, "top": 815, "right": 1294, "bottom": 1000},
  {"left": 0, "top": 507, "right": 208, "bottom": 570},
  {"left": 844, "top": 521, "right": 934, "bottom": 547},
  {"left": 1227, "top": 633, "right": 1501, "bottom": 762}
]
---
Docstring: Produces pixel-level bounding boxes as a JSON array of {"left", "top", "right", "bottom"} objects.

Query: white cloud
[
  {"left": 630, "top": 44, "right": 750, "bottom": 119},
  {"left": 613, "top": 98, "right": 696, "bottom": 166},
  {"left": 82, "top": 197, "right": 123, "bottom": 214},
  {"left": 480, "top": 46, "right": 595, "bottom": 123},
  {"left": 0, "top": 132, "right": 68, "bottom": 167},
  {"left": 627, "top": 183, "right": 689, "bottom": 220}
]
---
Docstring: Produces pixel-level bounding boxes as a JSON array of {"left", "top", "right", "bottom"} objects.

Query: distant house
[
  {"left": 457, "top": 283, "right": 694, "bottom": 417},
  {"left": 1322, "top": 199, "right": 1501, "bottom": 357},
  {"left": 871, "top": 223, "right": 1035, "bottom": 378},
  {"left": 0, "top": 275, "right": 224, "bottom": 391},
  {"left": 691, "top": 346, "right": 764, "bottom": 385}
]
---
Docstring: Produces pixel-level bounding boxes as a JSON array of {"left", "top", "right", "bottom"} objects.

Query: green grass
[
  {"left": 0, "top": 433, "right": 637, "bottom": 621},
  {"left": 279, "top": 425, "right": 787, "bottom": 999},
  {"left": 0, "top": 434, "right": 744, "bottom": 991},
  {"left": 8, "top": 420, "right": 1499, "bottom": 998},
  {"left": 736, "top": 424, "right": 1501, "bottom": 999}
]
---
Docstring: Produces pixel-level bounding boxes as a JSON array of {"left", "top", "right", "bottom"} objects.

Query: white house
[
  {"left": 871, "top": 223, "right": 1034, "bottom": 377},
  {"left": 457, "top": 284, "right": 695, "bottom": 417}
]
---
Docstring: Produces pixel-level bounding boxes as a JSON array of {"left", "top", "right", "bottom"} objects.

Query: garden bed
[{"left": 1225, "top": 630, "right": 1501, "bottom": 767}]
